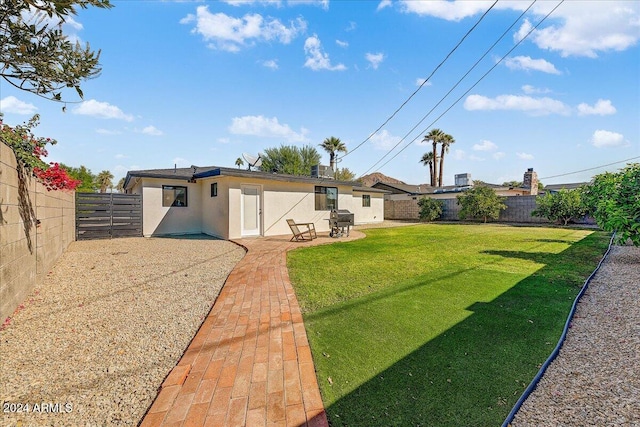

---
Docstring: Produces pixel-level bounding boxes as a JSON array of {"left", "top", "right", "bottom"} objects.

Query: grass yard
[{"left": 287, "top": 224, "right": 610, "bottom": 426}]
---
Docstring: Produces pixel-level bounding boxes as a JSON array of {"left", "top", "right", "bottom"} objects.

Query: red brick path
[{"left": 141, "top": 231, "right": 364, "bottom": 427}]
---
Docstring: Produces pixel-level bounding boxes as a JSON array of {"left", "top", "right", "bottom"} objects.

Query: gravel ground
[
  {"left": 0, "top": 235, "right": 245, "bottom": 427},
  {"left": 512, "top": 244, "right": 640, "bottom": 427}
]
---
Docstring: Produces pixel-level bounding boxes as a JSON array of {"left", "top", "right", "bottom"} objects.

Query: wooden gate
[{"left": 76, "top": 193, "right": 142, "bottom": 240}]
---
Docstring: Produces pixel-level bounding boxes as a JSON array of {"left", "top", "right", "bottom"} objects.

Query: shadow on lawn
[{"left": 322, "top": 232, "right": 608, "bottom": 427}]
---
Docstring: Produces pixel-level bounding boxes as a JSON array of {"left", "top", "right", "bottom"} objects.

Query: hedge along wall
[
  {"left": 384, "top": 195, "right": 593, "bottom": 224},
  {"left": 0, "top": 142, "right": 76, "bottom": 322}
]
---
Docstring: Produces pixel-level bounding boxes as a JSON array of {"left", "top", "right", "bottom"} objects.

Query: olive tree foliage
[
  {"left": 582, "top": 163, "right": 640, "bottom": 246},
  {"left": 417, "top": 197, "right": 443, "bottom": 222},
  {"left": 1, "top": 0, "right": 112, "bottom": 102},
  {"left": 333, "top": 167, "right": 356, "bottom": 181},
  {"left": 260, "top": 144, "right": 321, "bottom": 176},
  {"left": 531, "top": 189, "right": 588, "bottom": 226},
  {"left": 457, "top": 185, "right": 507, "bottom": 223}
]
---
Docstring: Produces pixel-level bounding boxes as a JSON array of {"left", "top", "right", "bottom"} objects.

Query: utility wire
[
  {"left": 342, "top": 0, "right": 499, "bottom": 159},
  {"left": 359, "top": 0, "right": 537, "bottom": 176},
  {"left": 360, "top": 0, "right": 565, "bottom": 178},
  {"left": 539, "top": 156, "right": 640, "bottom": 180}
]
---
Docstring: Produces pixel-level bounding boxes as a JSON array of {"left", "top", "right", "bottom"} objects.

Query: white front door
[{"left": 241, "top": 185, "right": 261, "bottom": 237}]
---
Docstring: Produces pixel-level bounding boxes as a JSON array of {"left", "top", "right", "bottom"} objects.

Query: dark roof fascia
[
  {"left": 193, "top": 167, "right": 358, "bottom": 186},
  {"left": 352, "top": 186, "right": 390, "bottom": 193}
]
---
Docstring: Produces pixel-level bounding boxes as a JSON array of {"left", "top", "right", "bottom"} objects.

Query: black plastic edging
[{"left": 502, "top": 233, "right": 616, "bottom": 427}]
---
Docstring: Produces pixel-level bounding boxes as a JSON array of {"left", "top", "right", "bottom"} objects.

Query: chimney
[{"left": 523, "top": 168, "right": 539, "bottom": 195}]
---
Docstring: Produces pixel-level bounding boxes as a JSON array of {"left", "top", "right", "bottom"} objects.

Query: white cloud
[
  {"left": 369, "top": 129, "right": 400, "bottom": 151},
  {"left": 345, "top": 21, "right": 357, "bottom": 31},
  {"left": 377, "top": 0, "right": 392, "bottom": 11},
  {"left": 115, "top": 154, "right": 129, "bottom": 159},
  {"left": 228, "top": 115, "right": 308, "bottom": 142},
  {"left": 336, "top": 39, "right": 348, "bottom": 48},
  {"left": 415, "top": 78, "right": 432, "bottom": 87},
  {"left": 365, "top": 52, "right": 385, "bottom": 69},
  {"left": 96, "top": 128, "right": 122, "bottom": 135},
  {"left": 73, "top": 99, "right": 134, "bottom": 121},
  {"left": 141, "top": 125, "right": 163, "bottom": 136},
  {"left": 577, "top": 99, "right": 617, "bottom": 116},
  {"left": 217, "top": 137, "right": 231, "bottom": 144},
  {"left": 402, "top": 2, "right": 640, "bottom": 58},
  {"left": 504, "top": 56, "right": 561, "bottom": 75},
  {"left": 516, "top": 152, "right": 535, "bottom": 160},
  {"left": 452, "top": 149, "right": 466, "bottom": 160},
  {"left": 472, "top": 140, "right": 497, "bottom": 151},
  {"left": 0, "top": 96, "right": 38, "bottom": 115},
  {"left": 291, "top": 0, "right": 329, "bottom": 9},
  {"left": 399, "top": 0, "right": 494, "bottom": 21},
  {"left": 464, "top": 94, "right": 571, "bottom": 116},
  {"left": 304, "top": 35, "right": 347, "bottom": 71},
  {"left": 222, "top": 0, "right": 282, "bottom": 5},
  {"left": 261, "top": 59, "right": 279, "bottom": 69},
  {"left": 181, "top": 7, "right": 306, "bottom": 52},
  {"left": 591, "top": 129, "right": 625, "bottom": 147},
  {"left": 522, "top": 85, "right": 551, "bottom": 95},
  {"left": 527, "top": 2, "right": 640, "bottom": 58},
  {"left": 493, "top": 152, "right": 506, "bottom": 160}
]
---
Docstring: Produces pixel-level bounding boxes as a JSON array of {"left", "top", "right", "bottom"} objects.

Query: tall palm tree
[
  {"left": 319, "top": 136, "right": 347, "bottom": 172},
  {"left": 422, "top": 128, "right": 444, "bottom": 186},
  {"left": 419, "top": 152, "right": 435, "bottom": 186},
  {"left": 96, "top": 170, "right": 113, "bottom": 193},
  {"left": 235, "top": 157, "right": 244, "bottom": 169},
  {"left": 438, "top": 133, "right": 455, "bottom": 187}
]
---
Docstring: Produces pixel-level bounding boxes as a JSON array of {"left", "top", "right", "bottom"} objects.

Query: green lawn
[{"left": 287, "top": 224, "right": 610, "bottom": 426}]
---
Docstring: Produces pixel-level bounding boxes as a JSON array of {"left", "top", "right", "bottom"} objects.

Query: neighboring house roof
[
  {"left": 371, "top": 182, "right": 435, "bottom": 194},
  {"left": 543, "top": 182, "right": 587, "bottom": 192},
  {"left": 352, "top": 186, "right": 390, "bottom": 194},
  {"left": 124, "top": 166, "right": 367, "bottom": 191}
]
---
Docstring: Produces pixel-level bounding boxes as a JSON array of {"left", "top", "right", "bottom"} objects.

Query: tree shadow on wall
[{"left": 16, "top": 164, "right": 37, "bottom": 253}]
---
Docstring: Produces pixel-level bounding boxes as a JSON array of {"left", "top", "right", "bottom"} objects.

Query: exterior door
[{"left": 241, "top": 185, "right": 261, "bottom": 237}]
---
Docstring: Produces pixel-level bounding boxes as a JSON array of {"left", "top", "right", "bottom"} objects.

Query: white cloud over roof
[
  {"left": 577, "top": 99, "right": 617, "bottom": 116},
  {"left": 591, "top": 130, "right": 625, "bottom": 148},
  {"left": 228, "top": 115, "right": 308, "bottom": 142}
]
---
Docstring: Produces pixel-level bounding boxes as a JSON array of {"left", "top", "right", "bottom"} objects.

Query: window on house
[
  {"left": 211, "top": 182, "right": 218, "bottom": 197},
  {"left": 362, "top": 194, "right": 371, "bottom": 207},
  {"left": 315, "top": 186, "right": 338, "bottom": 210},
  {"left": 162, "top": 185, "right": 187, "bottom": 207}
]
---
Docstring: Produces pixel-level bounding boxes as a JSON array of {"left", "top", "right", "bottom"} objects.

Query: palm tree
[
  {"left": 419, "top": 152, "right": 435, "bottom": 186},
  {"left": 422, "top": 128, "right": 444, "bottom": 186},
  {"left": 235, "top": 157, "right": 244, "bottom": 169},
  {"left": 96, "top": 170, "right": 113, "bottom": 193},
  {"left": 438, "top": 133, "right": 455, "bottom": 187},
  {"left": 319, "top": 136, "right": 347, "bottom": 172}
]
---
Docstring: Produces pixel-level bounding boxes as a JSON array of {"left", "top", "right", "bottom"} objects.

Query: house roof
[
  {"left": 124, "top": 165, "right": 364, "bottom": 190},
  {"left": 543, "top": 182, "right": 587, "bottom": 192},
  {"left": 371, "top": 182, "right": 435, "bottom": 194}
]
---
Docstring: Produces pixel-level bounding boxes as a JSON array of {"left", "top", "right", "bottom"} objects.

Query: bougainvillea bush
[{"left": 0, "top": 114, "right": 80, "bottom": 191}]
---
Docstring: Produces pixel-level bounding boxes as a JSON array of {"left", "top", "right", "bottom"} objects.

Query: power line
[
  {"left": 539, "top": 156, "right": 640, "bottom": 180},
  {"left": 358, "top": 0, "right": 537, "bottom": 176},
  {"left": 360, "top": 0, "right": 565, "bottom": 178},
  {"left": 343, "top": 0, "right": 499, "bottom": 159}
]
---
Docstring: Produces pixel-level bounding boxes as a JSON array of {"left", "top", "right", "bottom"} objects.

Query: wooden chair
[{"left": 286, "top": 219, "right": 317, "bottom": 241}]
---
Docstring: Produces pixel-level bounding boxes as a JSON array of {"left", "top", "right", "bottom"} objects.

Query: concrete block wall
[
  {"left": 1, "top": 142, "right": 75, "bottom": 321},
  {"left": 385, "top": 195, "right": 593, "bottom": 224}
]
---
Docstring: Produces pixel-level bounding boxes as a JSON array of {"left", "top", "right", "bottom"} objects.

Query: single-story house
[{"left": 123, "top": 166, "right": 387, "bottom": 239}]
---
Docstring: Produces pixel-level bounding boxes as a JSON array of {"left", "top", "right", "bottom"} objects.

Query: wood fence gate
[{"left": 76, "top": 193, "right": 142, "bottom": 240}]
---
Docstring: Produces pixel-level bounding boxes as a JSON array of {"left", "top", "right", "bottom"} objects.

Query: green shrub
[
  {"left": 532, "top": 189, "right": 588, "bottom": 226},
  {"left": 417, "top": 197, "right": 444, "bottom": 221},
  {"left": 457, "top": 185, "right": 506, "bottom": 223}
]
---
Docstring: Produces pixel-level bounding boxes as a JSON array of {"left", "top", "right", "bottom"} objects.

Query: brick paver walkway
[{"left": 141, "top": 231, "right": 365, "bottom": 427}]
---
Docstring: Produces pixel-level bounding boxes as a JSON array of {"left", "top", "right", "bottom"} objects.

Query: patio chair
[{"left": 287, "top": 219, "right": 317, "bottom": 241}]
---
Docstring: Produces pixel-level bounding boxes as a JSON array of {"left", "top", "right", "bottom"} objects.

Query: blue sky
[{"left": 1, "top": 0, "right": 639, "bottom": 186}]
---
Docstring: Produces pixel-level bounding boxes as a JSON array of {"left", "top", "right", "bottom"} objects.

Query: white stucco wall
[
  {"left": 135, "top": 178, "right": 202, "bottom": 237},
  {"left": 201, "top": 178, "right": 230, "bottom": 239},
  {"left": 351, "top": 191, "right": 385, "bottom": 224}
]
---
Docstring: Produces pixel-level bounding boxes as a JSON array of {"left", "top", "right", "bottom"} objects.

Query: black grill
[{"left": 328, "top": 209, "right": 354, "bottom": 237}]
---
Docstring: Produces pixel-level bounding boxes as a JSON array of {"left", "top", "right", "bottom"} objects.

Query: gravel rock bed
[
  {"left": 512, "top": 244, "right": 640, "bottom": 426},
  {"left": 1, "top": 235, "right": 245, "bottom": 426}
]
